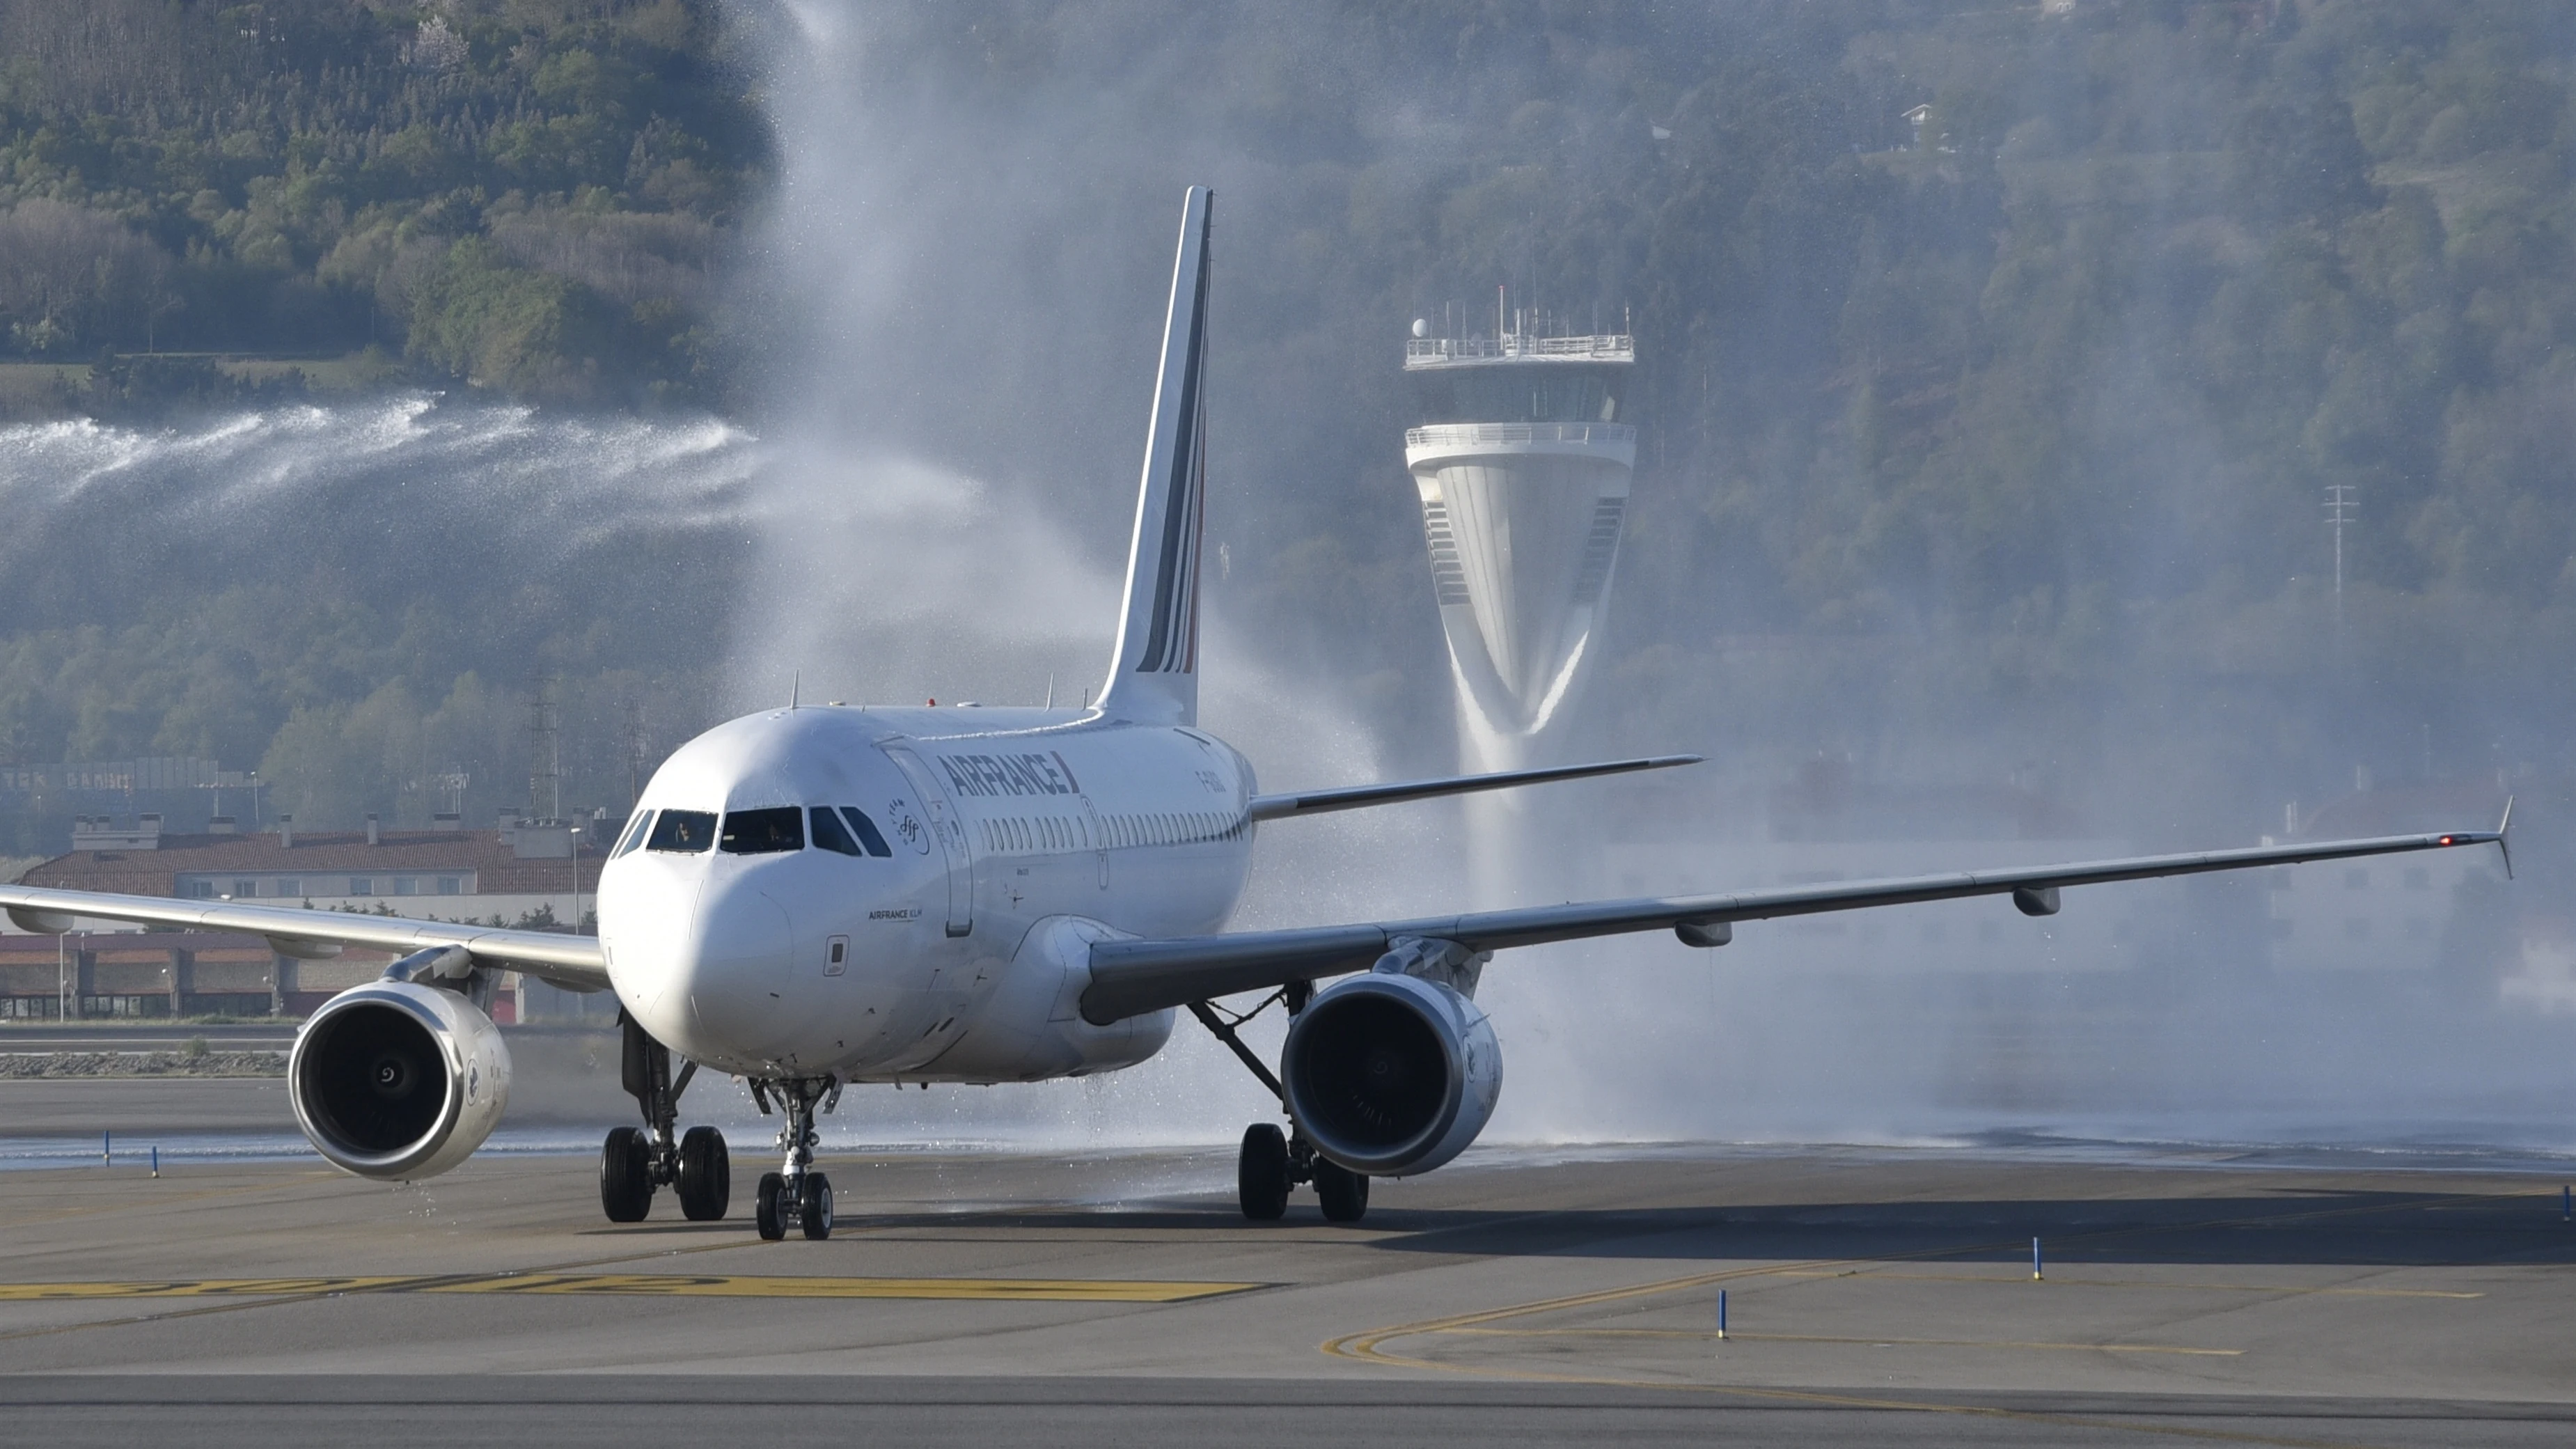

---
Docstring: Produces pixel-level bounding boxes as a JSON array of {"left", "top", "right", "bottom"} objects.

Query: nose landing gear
[
  {"left": 748, "top": 1075, "right": 838, "bottom": 1240},
  {"left": 598, "top": 1012, "right": 731, "bottom": 1223}
]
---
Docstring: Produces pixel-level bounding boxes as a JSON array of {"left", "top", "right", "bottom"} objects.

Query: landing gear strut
[
  {"left": 1193, "top": 984, "right": 1368, "bottom": 1224},
  {"left": 599, "top": 1012, "right": 729, "bottom": 1223},
  {"left": 748, "top": 1076, "right": 836, "bottom": 1241}
]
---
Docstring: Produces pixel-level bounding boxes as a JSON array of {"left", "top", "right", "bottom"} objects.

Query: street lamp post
[{"left": 567, "top": 825, "right": 582, "bottom": 932}]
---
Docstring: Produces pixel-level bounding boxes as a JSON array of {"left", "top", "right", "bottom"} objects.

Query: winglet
[
  {"left": 2498, "top": 794, "right": 2515, "bottom": 880},
  {"left": 1098, "top": 186, "right": 1214, "bottom": 726}
]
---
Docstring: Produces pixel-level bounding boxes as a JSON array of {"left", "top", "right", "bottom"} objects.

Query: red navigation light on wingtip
[{"left": 2440, "top": 834, "right": 2457, "bottom": 845}]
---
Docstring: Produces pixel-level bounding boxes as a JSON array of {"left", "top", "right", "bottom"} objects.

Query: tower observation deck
[{"left": 1403, "top": 323, "right": 1635, "bottom": 776}]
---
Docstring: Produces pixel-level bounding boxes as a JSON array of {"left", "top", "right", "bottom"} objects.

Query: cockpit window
[
  {"left": 810, "top": 806, "right": 865, "bottom": 857},
  {"left": 611, "top": 810, "right": 654, "bottom": 859},
  {"left": 647, "top": 810, "right": 717, "bottom": 853},
  {"left": 719, "top": 806, "right": 804, "bottom": 854},
  {"left": 840, "top": 806, "right": 894, "bottom": 858}
]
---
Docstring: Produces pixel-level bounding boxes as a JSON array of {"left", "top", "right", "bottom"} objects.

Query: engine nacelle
[
  {"left": 1281, "top": 970, "right": 1501, "bottom": 1177},
  {"left": 288, "top": 980, "right": 511, "bottom": 1181}
]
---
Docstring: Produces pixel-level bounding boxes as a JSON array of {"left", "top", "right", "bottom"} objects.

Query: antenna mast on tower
[
  {"left": 2324, "top": 484, "right": 2357, "bottom": 629},
  {"left": 620, "top": 700, "right": 648, "bottom": 811},
  {"left": 527, "top": 679, "right": 561, "bottom": 820}
]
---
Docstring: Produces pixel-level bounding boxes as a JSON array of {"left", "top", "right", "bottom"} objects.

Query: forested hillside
[
  {"left": 0, "top": 0, "right": 764, "bottom": 412},
  {"left": 0, "top": 0, "right": 2571, "bottom": 853}
]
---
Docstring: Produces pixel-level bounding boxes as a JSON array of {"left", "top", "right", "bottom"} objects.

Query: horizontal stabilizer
[{"left": 1246, "top": 755, "right": 1702, "bottom": 823}]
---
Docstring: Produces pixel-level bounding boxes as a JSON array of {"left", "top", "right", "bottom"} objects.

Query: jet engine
[
  {"left": 289, "top": 979, "right": 512, "bottom": 1180},
  {"left": 1280, "top": 969, "right": 1501, "bottom": 1177}
]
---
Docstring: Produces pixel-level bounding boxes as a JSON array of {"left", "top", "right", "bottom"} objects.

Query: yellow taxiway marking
[
  {"left": 0, "top": 1275, "right": 1259, "bottom": 1303},
  {"left": 1773, "top": 1268, "right": 2482, "bottom": 1299},
  {"left": 1443, "top": 1326, "right": 2242, "bottom": 1356},
  {"left": 423, "top": 1274, "right": 1259, "bottom": 1301},
  {"left": 0, "top": 1277, "right": 411, "bottom": 1301}
]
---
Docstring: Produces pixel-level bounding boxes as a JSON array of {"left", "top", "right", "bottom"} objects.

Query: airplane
[{"left": 0, "top": 187, "right": 2508, "bottom": 1240}]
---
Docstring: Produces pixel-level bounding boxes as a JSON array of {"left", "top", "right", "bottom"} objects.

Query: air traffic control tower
[{"left": 1404, "top": 314, "right": 1635, "bottom": 781}]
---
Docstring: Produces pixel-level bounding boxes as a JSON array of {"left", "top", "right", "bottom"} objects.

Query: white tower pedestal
[{"left": 1401, "top": 331, "right": 1638, "bottom": 904}]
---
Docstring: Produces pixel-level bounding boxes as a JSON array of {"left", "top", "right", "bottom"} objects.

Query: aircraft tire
[
  {"left": 1239, "top": 1123, "right": 1289, "bottom": 1221},
  {"left": 800, "top": 1173, "right": 835, "bottom": 1240},
  {"left": 755, "top": 1171, "right": 787, "bottom": 1240},
  {"left": 599, "top": 1127, "right": 652, "bottom": 1223},
  {"left": 677, "top": 1127, "right": 730, "bottom": 1221},
  {"left": 1314, "top": 1157, "right": 1369, "bottom": 1223}
]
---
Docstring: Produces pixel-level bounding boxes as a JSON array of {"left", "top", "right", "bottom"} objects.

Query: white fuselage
[{"left": 595, "top": 706, "right": 1255, "bottom": 1082}]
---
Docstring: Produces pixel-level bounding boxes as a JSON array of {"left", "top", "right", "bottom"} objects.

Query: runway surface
[{"left": 3, "top": 1079, "right": 2574, "bottom": 1446}]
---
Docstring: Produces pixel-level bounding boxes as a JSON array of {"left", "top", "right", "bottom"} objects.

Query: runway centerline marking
[{"left": 0, "top": 1275, "right": 1263, "bottom": 1303}]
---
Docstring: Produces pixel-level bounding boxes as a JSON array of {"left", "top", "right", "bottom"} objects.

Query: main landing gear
[
  {"left": 748, "top": 1076, "right": 837, "bottom": 1241},
  {"left": 1189, "top": 985, "right": 1369, "bottom": 1225},
  {"left": 599, "top": 1013, "right": 730, "bottom": 1224},
  {"left": 1236, "top": 1121, "right": 1368, "bottom": 1222}
]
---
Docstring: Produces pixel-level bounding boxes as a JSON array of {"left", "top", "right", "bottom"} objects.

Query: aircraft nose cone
[{"left": 675, "top": 881, "right": 795, "bottom": 1058}]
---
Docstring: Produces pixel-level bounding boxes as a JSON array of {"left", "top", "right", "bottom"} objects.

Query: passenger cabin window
[
  {"left": 811, "top": 807, "right": 866, "bottom": 856},
  {"left": 720, "top": 807, "right": 805, "bottom": 854},
  {"left": 612, "top": 810, "right": 654, "bottom": 858},
  {"left": 840, "top": 808, "right": 892, "bottom": 856},
  {"left": 648, "top": 810, "right": 718, "bottom": 853}
]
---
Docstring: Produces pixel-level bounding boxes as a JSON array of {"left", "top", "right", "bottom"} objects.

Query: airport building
[
  {"left": 0, "top": 930, "right": 440, "bottom": 1021},
  {"left": 0, "top": 810, "right": 620, "bottom": 1020},
  {"left": 0, "top": 755, "right": 268, "bottom": 856}
]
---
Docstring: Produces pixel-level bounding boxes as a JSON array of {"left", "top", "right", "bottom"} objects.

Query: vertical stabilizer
[{"left": 1098, "top": 186, "right": 1213, "bottom": 725}]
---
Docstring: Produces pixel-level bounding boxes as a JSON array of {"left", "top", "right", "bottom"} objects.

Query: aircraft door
[
  {"left": 881, "top": 744, "right": 974, "bottom": 938},
  {"left": 1074, "top": 794, "right": 1110, "bottom": 888}
]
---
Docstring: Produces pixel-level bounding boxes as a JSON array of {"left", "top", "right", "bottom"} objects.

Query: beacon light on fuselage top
[{"left": 0, "top": 187, "right": 2508, "bottom": 1239}]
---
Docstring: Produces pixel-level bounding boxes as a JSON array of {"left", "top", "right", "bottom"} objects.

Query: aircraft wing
[
  {"left": 0, "top": 883, "right": 611, "bottom": 993},
  {"left": 1077, "top": 824, "right": 2506, "bottom": 1024}
]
